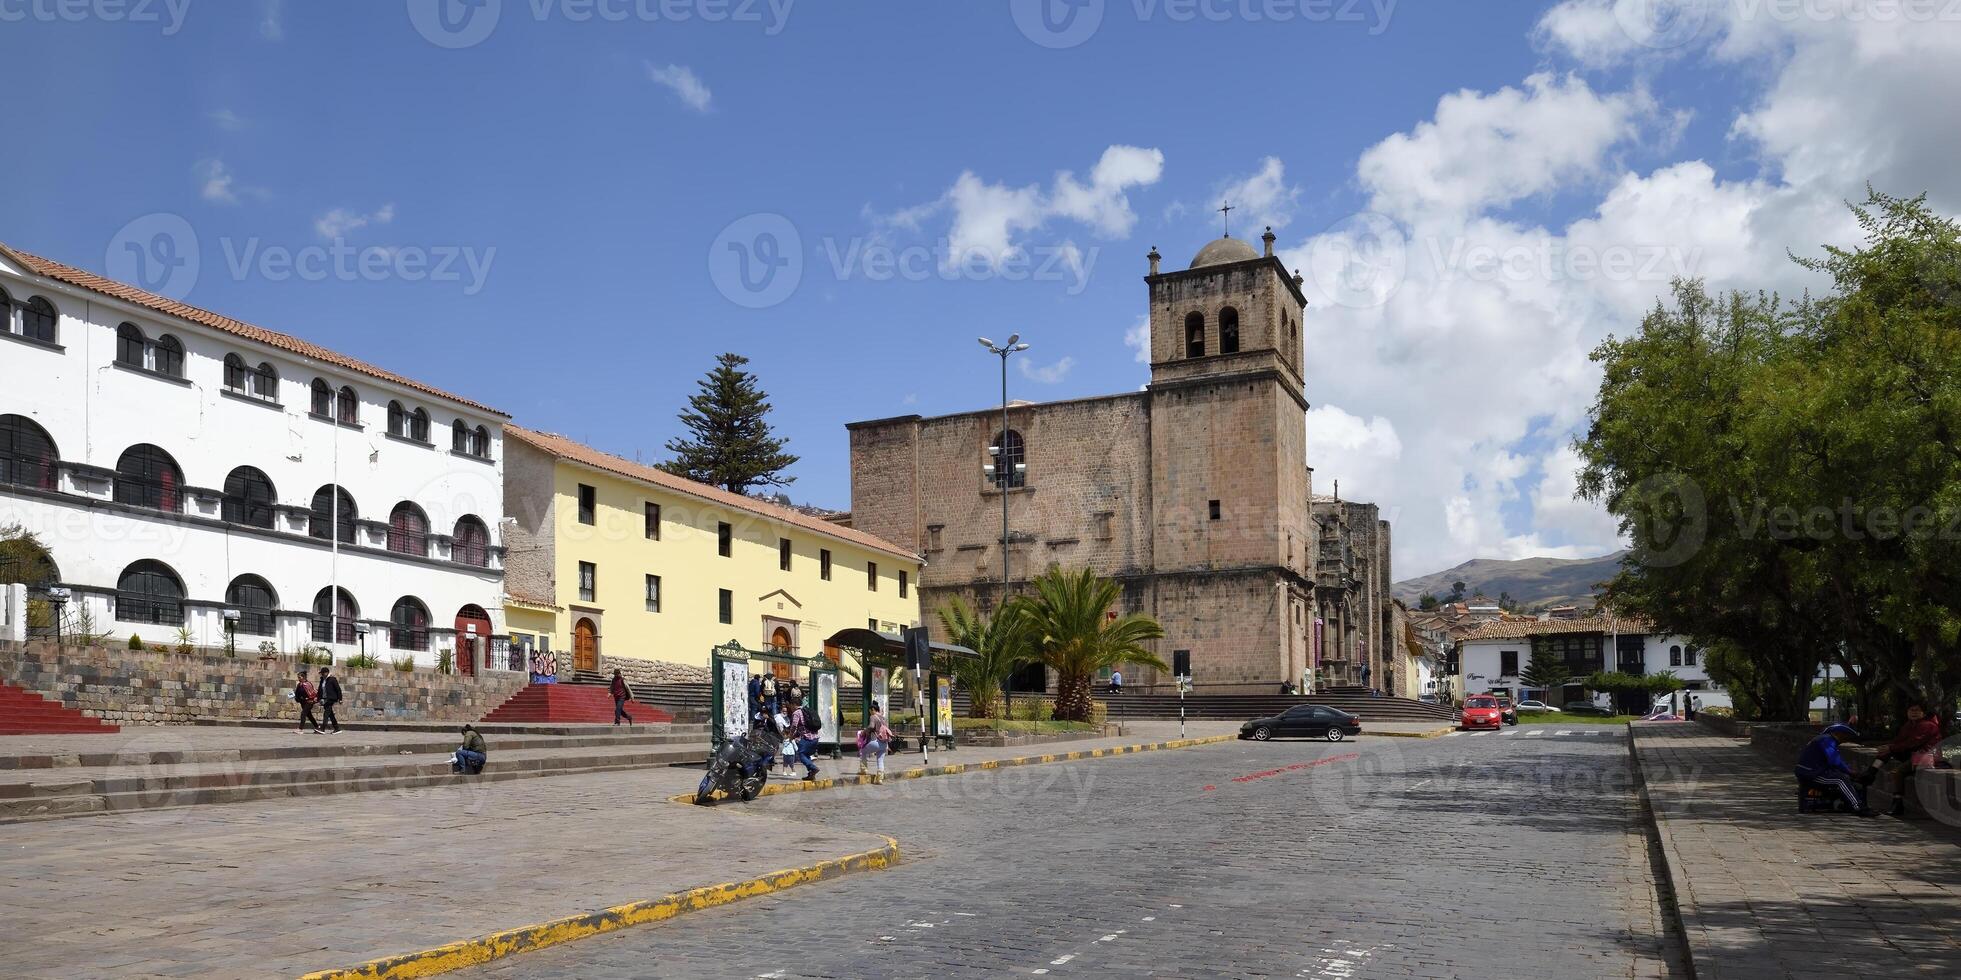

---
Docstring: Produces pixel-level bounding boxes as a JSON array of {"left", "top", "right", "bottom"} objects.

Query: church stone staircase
[{"left": 0, "top": 680, "right": 121, "bottom": 735}]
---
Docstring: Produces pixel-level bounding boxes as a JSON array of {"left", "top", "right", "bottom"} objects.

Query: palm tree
[
  {"left": 936, "top": 597, "right": 1031, "bottom": 719},
  {"left": 1012, "top": 566, "right": 1168, "bottom": 722}
]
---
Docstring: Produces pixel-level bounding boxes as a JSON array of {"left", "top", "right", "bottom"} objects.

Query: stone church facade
[{"left": 848, "top": 231, "right": 1391, "bottom": 691}]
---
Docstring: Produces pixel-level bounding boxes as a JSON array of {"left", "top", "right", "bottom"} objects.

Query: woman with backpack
[
  {"left": 857, "top": 699, "right": 892, "bottom": 784},
  {"left": 784, "top": 698, "right": 822, "bottom": 781}
]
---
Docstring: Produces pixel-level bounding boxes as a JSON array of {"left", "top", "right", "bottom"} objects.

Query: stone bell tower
[{"left": 1141, "top": 226, "right": 1316, "bottom": 685}]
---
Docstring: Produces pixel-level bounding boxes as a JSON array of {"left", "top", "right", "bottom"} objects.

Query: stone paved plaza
[{"left": 466, "top": 726, "right": 1683, "bottom": 979}]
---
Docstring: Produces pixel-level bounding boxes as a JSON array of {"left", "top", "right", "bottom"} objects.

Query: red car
[{"left": 1460, "top": 695, "right": 1506, "bottom": 731}]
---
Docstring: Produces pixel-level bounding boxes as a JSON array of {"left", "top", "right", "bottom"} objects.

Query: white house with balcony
[
  {"left": 0, "top": 241, "right": 514, "bottom": 673},
  {"left": 1456, "top": 614, "right": 1728, "bottom": 712}
]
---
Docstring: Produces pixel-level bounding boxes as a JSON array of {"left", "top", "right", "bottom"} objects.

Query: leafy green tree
[
  {"left": 1519, "top": 645, "right": 1573, "bottom": 702},
  {"left": 1449, "top": 581, "right": 1466, "bottom": 602},
  {"left": 1418, "top": 593, "right": 1439, "bottom": 611},
  {"left": 659, "top": 353, "right": 800, "bottom": 495},
  {"left": 935, "top": 597, "right": 1031, "bottom": 719},
  {"left": 1011, "top": 566, "right": 1168, "bottom": 721},
  {"left": 1578, "top": 190, "right": 1961, "bottom": 726}
]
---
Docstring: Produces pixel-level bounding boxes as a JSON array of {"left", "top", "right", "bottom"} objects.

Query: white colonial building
[
  {"left": 1456, "top": 614, "right": 1728, "bottom": 712},
  {"left": 0, "top": 242, "right": 514, "bottom": 672}
]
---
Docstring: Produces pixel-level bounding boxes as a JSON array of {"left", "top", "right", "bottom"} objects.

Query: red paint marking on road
[
  {"left": 1226, "top": 752, "right": 1360, "bottom": 784},
  {"left": 1202, "top": 784, "right": 1216, "bottom": 791}
]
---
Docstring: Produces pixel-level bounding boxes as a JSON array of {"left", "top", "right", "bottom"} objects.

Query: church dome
[{"left": 1189, "top": 235, "right": 1259, "bottom": 268}]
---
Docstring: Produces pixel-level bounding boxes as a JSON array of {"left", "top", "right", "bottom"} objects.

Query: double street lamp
[{"left": 978, "top": 334, "right": 1029, "bottom": 726}]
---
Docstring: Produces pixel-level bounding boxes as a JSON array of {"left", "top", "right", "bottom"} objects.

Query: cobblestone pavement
[
  {"left": 469, "top": 726, "right": 1687, "bottom": 979},
  {"left": 1634, "top": 723, "right": 1961, "bottom": 979}
]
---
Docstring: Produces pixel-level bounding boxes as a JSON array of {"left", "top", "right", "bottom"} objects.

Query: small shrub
[
  {"left": 297, "top": 647, "right": 334, "bottom": 667},
  {"left": 344, "top": 652, "right": 380, "bottom": 670},
  {"left": 391, "top": 654, "right": 415, "bottom": 673},
  {"left": 257, "top": 640, "right": 279, "bottom": 658},
  {"left": 174, "top": 626, "right": 195, "bottom": 656},
  {"left": 1701, "top": 705, "right": 1734, "bottom": 719},
  {"left": 436, "top": 648, "right": 455, "bottom": 675},
  {"left": 127, "top": 634, "right": 145, "bottom": 651}
]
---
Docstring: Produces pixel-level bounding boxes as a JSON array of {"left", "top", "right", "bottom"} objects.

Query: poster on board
[
  {"left": 936, "top": 676, "right": 953, "bottom": 737},
  {"left": 870, "top": 667, "right": 889, "bottom": 717},
  {"left": 816, "top": 672, "right": 840, "bottom": 745},
  {"left": 720, "top": 659, "right": 750, "bottom": 741}
]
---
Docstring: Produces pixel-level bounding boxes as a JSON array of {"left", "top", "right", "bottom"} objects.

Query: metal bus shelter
[
  {"left": 823, "top": 627, "right": 976, "bottom": 754},
  {"left": 707, "top": 640, "right": 843, "bottom": 754}
]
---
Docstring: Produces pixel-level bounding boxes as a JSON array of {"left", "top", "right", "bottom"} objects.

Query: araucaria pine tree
[{"left": 659, "top": 353, "right": 800, "bottom": 495}]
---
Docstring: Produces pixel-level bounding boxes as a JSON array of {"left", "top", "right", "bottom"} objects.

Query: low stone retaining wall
[{"left": 0, "top": 640, "right": 525, "bottom": 726}]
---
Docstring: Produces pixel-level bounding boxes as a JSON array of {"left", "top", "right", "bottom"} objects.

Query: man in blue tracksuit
[{"left": 1796, "top": 723, "right": 1872, "bottom": 816}]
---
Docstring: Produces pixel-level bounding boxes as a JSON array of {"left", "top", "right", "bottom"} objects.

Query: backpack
[{"left": 802, "top": 708, "right": 824, "bottom": 735}]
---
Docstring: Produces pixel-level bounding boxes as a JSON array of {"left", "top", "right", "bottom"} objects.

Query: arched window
[
  {"left": 410, "top": 408, "right": 430, "bottom": 442},
  {"left": 117, "top": 323, "right": 146, "bottom": 366},
  {"left": 154, "top": 335, "right": 184, "bottom": 378},
  {"left": 0, "top": 414, "right": 59, "bottom": 491},
  {"left": 471, "top": 425, "right": 490, "bottom": 459},
  {"left": 309, "top": 485, "right": 357, "bottom": 543},
  {"left": 0, "top": 287, "right": 11, "bottom": 331},
  {"left": 389, "top": 596, "right": 430, "bottom": 651},
  {"left": 1669, "top": 644, "right": 1683, "bottom": 667},
  {"left": 116, "top": 560, "right": 184, "bottom": 626},
  {"left": 224, "top": 354, "right": 248, "bottom": 393},
  {"left": 21, "top": 297, "right": 56, "bottom": 343},
  {"left": 388, "top": 502, "right": 429, "bottom": 556},
  {"left": 1220, "top": 307, "right": 1240, "bottom": 354},
  {"left": 451, "top": 419, "right": 469, "bottom": 453},
  {"left": 221, "top": 466, "right": 277, "bottom": 529},
  {"left": 1185, "top": 311, "right": 1205, "bottom": 358},
  {"left": 387, "top": 400, "right": 406, "bottom": 437},
  {"left": 252, "top": 362, "right": 278, "bottom": 400},
  {"left": 311, "top": 379, "right": 333, "bottom": 417},
  {"left": 114, "top": 444, "right": 182, "bottom": 512},
  {"left": 336, "top": 386, "right": 358, "bottom": 424},
  {"left": 453, "top": 515, "right": 490, "bottom": 567},
  {"left": 225, "top": 574, "right": 278, "bottom": 637},
  {"left": 989, "top": 430, "right": 1026, "bottom": 490},
  {"left": 312, "top": 586, "right": 358, "bottom": 644},
  {"left": 0, "top": 532, "right": 58, "bottom": 588}
]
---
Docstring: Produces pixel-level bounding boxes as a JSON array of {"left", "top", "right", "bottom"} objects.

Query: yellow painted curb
[
  {"left": 669, "top": 733, "right": 1241, "bottom": 805},
  {"left": 298, "top": 837, "right": 900, "bottom": 980}
]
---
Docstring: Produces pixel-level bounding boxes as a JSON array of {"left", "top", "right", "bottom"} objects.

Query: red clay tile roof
[
  {"left": 1459, "top": 613, "right": 1655, "bottom": 641},
  {"left": 504, "top": 425, "right": 921, "bottom": 563},
  {"left": 503, "top": 588, "right": 562, "bottom": 610},
  {"left": 0, "top": 242, "right": 505, "bottom": 417}
]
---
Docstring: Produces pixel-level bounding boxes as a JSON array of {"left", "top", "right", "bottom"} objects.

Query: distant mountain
[{"left": 1392, "top": 551, "right": 1626, "bottom": 611}]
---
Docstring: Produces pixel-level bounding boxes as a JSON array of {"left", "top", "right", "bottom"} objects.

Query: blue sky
[{"left": 6, "top": 0, "right": 1958, "bottom": 577}]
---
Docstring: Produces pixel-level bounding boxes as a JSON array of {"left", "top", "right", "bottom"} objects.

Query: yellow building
[{"left": 500, "top": 426, "right": 922, "bottom": 676}]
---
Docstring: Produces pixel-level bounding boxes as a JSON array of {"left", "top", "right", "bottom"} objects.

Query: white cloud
[
  {"left": 314, "top": 203, "right": 396, "bottom": 240},
  {"left": 196, "top": 159, "right": 239, "bottom": 205},
  {"left": 1018, "top": 355, "right": 1076, "bottom": 384},
  {"left": 208, "top": 109, "right": 247, "bottom": 131},
  {"left": 1357, "top": 72, "right": 1654, "bottom": 223},
  {"left": 874, "top": 145, "right": 1164, "bottom": 271},
  {"left": 259, "top": 0, "right": 284, "bottom": 40},
  {"left": 645, "top": 63, "right": 713, "bottom": 113},
  {"left": 1123, "top": 315, "right": 1150, "bottom": 364},
  {"left": 1213, "top": 156, "right": 1300, "bottom": 232}
]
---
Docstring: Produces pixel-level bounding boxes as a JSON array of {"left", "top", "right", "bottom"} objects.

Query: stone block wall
[{"left": 0, "top": 640, "right": 527, "bottom": 725}]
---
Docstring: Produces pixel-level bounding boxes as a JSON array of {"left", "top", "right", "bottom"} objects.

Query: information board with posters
[
  {"left": 816, "top": 670, "right": 840, "bottom": 745},
  {"left": 935, "top": 676, "right": 953, "bottom": 737},
  {"left": 869, "top": 667, "right": 889, "bottom": 717},
  {"left": 719, "top": 658, "right": 750, "bottom": 742}
]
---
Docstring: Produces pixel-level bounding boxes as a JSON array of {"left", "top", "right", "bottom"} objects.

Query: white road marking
[
  {"left": 1051, "top": 954, "right": 1076, "bottom": 965},
  {"left": 1142, "top": 916, "right": 1156, "bottom": 922},
  {"left": 1407, "top": 779, "right": 1432, "bottom": 790}
]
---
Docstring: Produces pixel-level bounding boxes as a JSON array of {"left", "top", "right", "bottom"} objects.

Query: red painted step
[
  {"left": 480, "top": 684, "right": 673, "bottom": 725},
  {"left": 0, "top": 681, "right": 120, "bottom": 735}
]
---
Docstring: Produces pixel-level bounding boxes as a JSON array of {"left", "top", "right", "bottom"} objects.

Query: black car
[
  {"left": 1240, "top": 705, "right": 1362, "bottom": 742},
  {"left": 1561, "top": 701, "right": 1614, "bottom": 717}
]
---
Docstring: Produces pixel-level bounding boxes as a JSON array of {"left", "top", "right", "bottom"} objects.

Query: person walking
[
  {"left": 787, "top": 700, "right": 821, "bottom": 781},
  {"left": 857, "top": 699, "right": 891, "bottom": 783},
  {"left": 1108, "top": 669, "right": 1123, "bottom": 696},
  {"left": 609, "top": 668, "right": 633, "bottom": 726},
  {"left": 450, "top": 724, "right": 488, "bottom": 774},
  {"left": 1685, "top": 696, "right": 1700, "bottom": 721},
  {"left": 317, "top": 665, "right": 344, "bottom": 734},
  {"left": 294, "top": 668, "right": 323, "bottom": 734}
]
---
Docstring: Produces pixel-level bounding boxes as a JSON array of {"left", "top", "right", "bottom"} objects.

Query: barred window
[
  {"left": 312, "top": 586, "right": 358, "bottom": 644},
  {"left": 390, "top": 596, "right": 430, "bottom": 651},
  {"left": 222, "top": 466, "right": 277, "bottom": 529},
  {"left": 453, "top": 515, "right": 490, "bottom": 567},
  {"left": 225, "top": 575, "right": 278, "bottom": 636},
  {"left": 310, "top": 485, "right": 356, "bottom": 543},
  {"left": 114, "top": 444, "right": 182, "bottom": 512},
  {"left": 117, "top": 560, "right": 184, "bottom": 626},
  {"left": 387, "top": 501, "right": 429, "bottom": 556},
  {"left": 0, "top": 414, "right": 58, "bottom": 491}
]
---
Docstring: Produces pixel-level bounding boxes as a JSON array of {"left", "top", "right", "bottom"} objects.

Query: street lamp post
[{"left": 978, "top": 335, "right": 1028, "bottom": 731}]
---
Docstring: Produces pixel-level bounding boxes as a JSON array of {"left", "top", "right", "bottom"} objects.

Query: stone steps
[
  {"left": 0, "top": 729, "right": 698, "bottom": 770},
  {"left": 0, "top": 681, "right": 120, "bottom": 735},
  {"left": 0, "top": 740, "right": 706, "bottom": 823},
  {"left": 482, "top": 683, "right": 675, "bottom": 725}
]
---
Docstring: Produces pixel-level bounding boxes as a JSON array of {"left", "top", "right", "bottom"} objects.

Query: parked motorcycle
[{"left": 695, "top": 720, "right": 785, "bottom": 805}]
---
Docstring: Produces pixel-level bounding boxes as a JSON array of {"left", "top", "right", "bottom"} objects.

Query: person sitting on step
[
  {"left": 451, "top": 724, "right": 488, "bottom": 775},
  {"left": 1796, "top": 723, "right": 1873, "bottom": 817}
]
